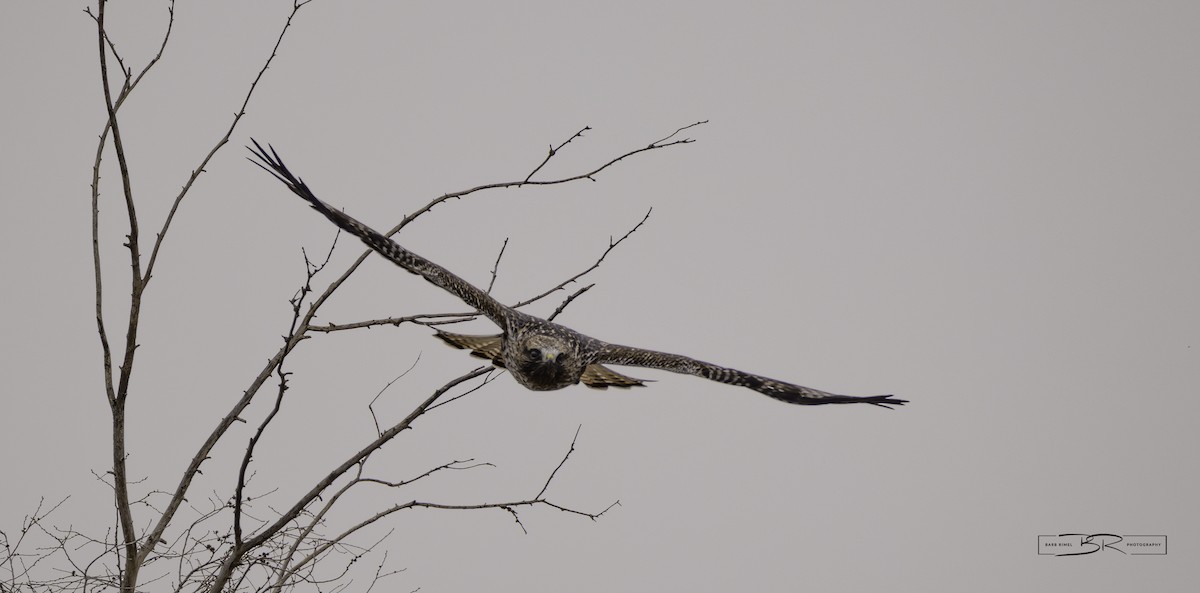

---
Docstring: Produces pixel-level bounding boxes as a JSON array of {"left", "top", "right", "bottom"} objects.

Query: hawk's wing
[
  {"left": 433, "top": 331, "right": 503, "bottom": 362},
  {"left": 593, "top": 342, "right": 905, "bottom": 408},
  {"left": 250, "top": 141, "right": 512, "bottom": 327},
  {"left": 434, "top": 331, "right": 647, "bottom": 389},
  {"left": 578, "top": 363, "right": 648, "bottom": 390}
]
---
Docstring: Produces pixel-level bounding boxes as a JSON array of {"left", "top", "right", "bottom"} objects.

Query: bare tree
[{"left": 1, "top": 3, "right": 702, "bottom": 593}]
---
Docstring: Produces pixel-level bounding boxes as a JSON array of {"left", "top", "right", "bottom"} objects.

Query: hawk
[{"left": 249, "top": 142, "right": 905, "bottom": 408}]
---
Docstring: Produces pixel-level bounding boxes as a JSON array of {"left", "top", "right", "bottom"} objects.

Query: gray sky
[{"left": 2, "top": 1, "right": 1197, "bottom": 591}]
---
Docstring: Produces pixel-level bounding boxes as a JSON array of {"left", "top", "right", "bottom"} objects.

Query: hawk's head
[{"left": 512, "top": 334, "right": 576, "bottom": 390}]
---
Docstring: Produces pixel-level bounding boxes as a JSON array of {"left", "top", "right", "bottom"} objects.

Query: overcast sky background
[{"left": 2, "top": 1, "right": 1198, "bottom": 591}]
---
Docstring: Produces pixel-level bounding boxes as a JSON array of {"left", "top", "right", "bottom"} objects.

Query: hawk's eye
[{"left": 527, "top": 348, "right": 542, "bottom": 360}]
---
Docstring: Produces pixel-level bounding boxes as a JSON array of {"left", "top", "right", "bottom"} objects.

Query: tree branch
[
  {"left": 546, "top": 284, "right": 594, "bottom": 322},
  {"left": 513, "top": 208, "right": 652, "bottom": 309},
  {"left": 235, "top": 241, "right": 335, "bottom": 548},
  {"left": 368, "top": 356, "right": 422, "bottom": 437},
  {"left": 143, "top": 0, "right": 310, "bottom": 284},
  {"left": 203, "top": 368, "right": 492, "bottom": 593},
  {"left": 274, "top": 460, "right": 491, "bottom": 584},
  {"left": 406, "top": 427, "right": 616, "bottom": 535},
  {"left": 133, "top": 1, "right": 316, "bottom": 570},
  {"left": 91, "top": 2, "right": 161, "bottom": 588},
  {"left": 484, "top": 237, "right": 508, "bottom": 295},
  {"left": 295, "top": 428, "right": 611, "bottom": 547},
  {"left": 521, "top": 125, "right": 590, "bottom": 184},
  {"left": 306, "top": 312, "right": 477, "bottom": 333},
  {"left": 397, "top": 121, "right": 706, "bottom": 230}
]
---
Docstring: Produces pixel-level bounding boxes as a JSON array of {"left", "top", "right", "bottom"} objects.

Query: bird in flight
[{"left": 249, "top": 141, "right": 905, "bottom": 408}]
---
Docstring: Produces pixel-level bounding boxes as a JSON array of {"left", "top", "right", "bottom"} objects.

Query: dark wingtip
[
  {"left": 246, "top": 138, "right": 294, "bottom": 187},
  {"left": 246, "top": 141, "right": 329, "bottom": 213},
  {"left": 865, "top": 395, "right": 907, "bottom": 410},
  {"left": 791, "top": 393, "right": 907, "bottom": 408}
]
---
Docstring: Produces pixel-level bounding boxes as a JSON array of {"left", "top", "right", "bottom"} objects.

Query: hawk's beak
[{"left": 542, "top": 349, "right": 561, "bottom": 363}]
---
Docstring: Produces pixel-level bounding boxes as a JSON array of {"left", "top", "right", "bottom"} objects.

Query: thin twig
[
  {"left": 306, "top": 312, "right": 477, "bottom": 333},
  {"left": 356, "top": 460, "right": 495, "bottom": 490},
  {"left": 400, "top": 121, "right": 706, "bottom": 231},
  {"left": 546, "top": 284, "right": 594, "bottom": 322},
  {"left": 368, "top": 355, "right": 422, "bottom": 437},
  {"left": 485, "top": 238, "right": 509, "bottom": 295},
  {"left": 514, "top": 208, "right": 652, "bottom": 309},
  {"left": 650, "top": 119, "right": 708, "bottom": 147},
  {"left": 424, "top": 368, "right": 501, "bottom": 412},
  {"left": 522, "top": 125, "right": 591, "bottom": 184},
  {"left": 537, "top": 426, "right": 581, "bottom": 499}
]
